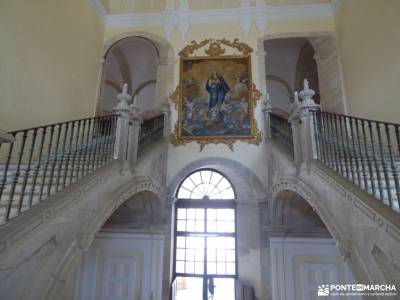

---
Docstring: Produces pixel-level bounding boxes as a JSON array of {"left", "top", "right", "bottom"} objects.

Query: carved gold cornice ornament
[
  {"left": 170, "top": 38, "right": 261, "bottom": 151},
  {"left": 219, "top": 38, "right": 253, "bottom": 56},
  {"left": 204, "top": 41, "right": 226, "bottom": 57},
  {"left": 178, "top": 38, "right": 253, "bottom": 58},
  {"left": 178, "top": 39, "right": 213, "bottom": 57}
]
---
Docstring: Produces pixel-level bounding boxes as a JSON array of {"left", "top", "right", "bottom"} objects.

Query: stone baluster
[
  {"left": 262, "top": 93, "right": 273, "bottom": 139},
  {"left": 113, "top": 83, "right": 132, "bottom": 162},
  {"left": 127, "top": 95, "right": 143, "bottom": 166},
  {"left": 288, "top": 92, "right": 304, "bottom": 165},
  {"left": 299, "top": 79, "right": 320, "bottom": 163}
]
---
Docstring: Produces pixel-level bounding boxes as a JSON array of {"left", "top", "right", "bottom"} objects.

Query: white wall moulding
[
  {"left": 75, "top": 232, "right": 164, "bottom": 300},
  {"left": 88, "top": 0, "right": 334, "bottom": 38},
  {"left": 270, "top": 237, "right": 359, "bottom": 300}
]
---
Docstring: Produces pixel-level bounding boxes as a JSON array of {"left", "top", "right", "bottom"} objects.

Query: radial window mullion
[{"left": 177, "top": 170, "right": 235, "bottom": 200}]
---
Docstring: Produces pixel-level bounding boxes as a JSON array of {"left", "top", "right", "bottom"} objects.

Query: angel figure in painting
[{"left": 205, "top": 70, "right": 230, "bottom": 118}]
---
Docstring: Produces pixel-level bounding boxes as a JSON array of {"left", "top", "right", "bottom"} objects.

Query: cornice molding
[{"left": 89, "top": 0, "right": 334, "bottom": 38}]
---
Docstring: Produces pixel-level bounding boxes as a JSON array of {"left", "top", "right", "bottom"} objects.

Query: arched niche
[
  {"left": 72, "top": 189, "right": 165, "bottom": 300},
  {"left": 96, "top": 32, "right": 175, "bottom": 118},
  {"left": 258, "top": 32, "right": 348, "bottom": 116},
  {"left": 269, "top": 190, "right": 330, "bottom": 237},
  {"left": 104, "top": 190, "right": 163, "bottom": 229}
]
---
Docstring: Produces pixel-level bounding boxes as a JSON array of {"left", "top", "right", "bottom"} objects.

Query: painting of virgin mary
[
  {"left": 205, "top": 70, "right": 230, "bottom": 118},
  {"left": 180, "top": 56, "right": 252, "bottom": 137}
]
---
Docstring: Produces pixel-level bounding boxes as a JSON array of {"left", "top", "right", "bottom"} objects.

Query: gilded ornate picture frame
[{"left": 170, "top": 39, "right": 262, "bottom": 151}]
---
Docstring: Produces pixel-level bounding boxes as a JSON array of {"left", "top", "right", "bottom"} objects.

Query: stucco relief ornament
[{"left": 170, "top": 38, "right": 262, "bottom": 151}]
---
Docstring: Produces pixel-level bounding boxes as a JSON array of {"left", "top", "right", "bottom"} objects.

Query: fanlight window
[
  {"left": 173, "top": 170, "right": 236, "bottom": 300},
  {"left": 177, "top": 170, "right": 235, "bottom": 200}
]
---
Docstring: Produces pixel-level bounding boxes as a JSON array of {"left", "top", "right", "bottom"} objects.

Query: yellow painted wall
[
  {"left": 0, "top": 0, "right": 105, "bottom": 131},
  {"left": 335, "top": 0, "right": 400, "bottom": 123}
]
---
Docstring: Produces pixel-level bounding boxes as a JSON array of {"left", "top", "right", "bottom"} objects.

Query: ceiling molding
[
  {"left": 88, "top": 0, "right": 108, "bottom": 24},
  {"left": 89, "top": 0, "right": 334, "bottom": 38}
]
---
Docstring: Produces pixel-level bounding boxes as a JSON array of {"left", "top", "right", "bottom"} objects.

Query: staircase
[
  {"left": 313, "top": 111, "right": 400, "bottom": 211},
  {"left": 270, "top": 108, "right": 400, "bottom": 212},
  {"left": 0, "top": 113, "right": 164, "bottom": 225}
]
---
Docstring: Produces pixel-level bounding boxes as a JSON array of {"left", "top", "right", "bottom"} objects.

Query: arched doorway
[
  {"left": 264, "top": 38, "right": 320, "bottom": 118},
  {"left": 260, "top": 33, "right": 347, "bottom": 116},
  {"left": 73, "top": 191, "right": 165, "bottom": 300},
  {"left": 96, "top": 32, "right": 175, "bottom": 120},
  {"left": 172, "top": 169, "right": 237, "bottom": 300},
  {"left": 97, "top": 37, "right": 159, "bottom": 117},
  {"left": 269, "top": 190, "right": 359, "bottom": 300}
]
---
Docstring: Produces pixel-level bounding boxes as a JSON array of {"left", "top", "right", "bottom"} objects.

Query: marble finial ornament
[
  {"left": 289, "top": 91, "right": 302, "bottom": 121},
  {"left": 299, "top": 78, "right": 317, "bottom": 108},
  {"left": 115, "top": 83, "right": 132, "bottom": 111},
  {"left": 303, "top": 79, "right": 309, "bottom": 91},
  {"left": 294, "top": 91, "right": 300, "bottom": 104},
  {"left": 122, "top": 83, "right": 128, "bottom": 95},
  {"left": 130, "top": 95, "right": 141, "bottom": 117}
]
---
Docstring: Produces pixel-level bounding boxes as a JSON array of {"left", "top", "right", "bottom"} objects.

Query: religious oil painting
[
  {"left": 180, "top": 57, "right": 252, "bottom": 137},
  {"left": 170, "top": 39, "right": 261, "bottom": 150}
]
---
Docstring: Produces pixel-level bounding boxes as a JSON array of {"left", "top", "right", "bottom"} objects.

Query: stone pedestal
[
  {"left": 299, "top": 79, "right": 320, "bottom": 163},
  {"left": 127, "top": 95, "right": 142, "bottom": 166},
  {"left": 113, "top": 84, "right": 132, "bottom": 162}
]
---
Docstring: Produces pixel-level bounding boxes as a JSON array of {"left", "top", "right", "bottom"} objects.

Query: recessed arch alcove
[
  {"left": 269, "top": 175, "right": 370, "bottom": 288},
  {"left": 269, "top": 189, "right": 330, "bottom": 237},
  {"left": 96, "top": 31, "right": 175, "bottom": 118},
  {"left": 257, "top": 31, "right": 348, "bottom": 116},
  {"left": 73, "top": 189, "right": 166, "bottom": 300},
  {"left": 268, "top": 185, "right": 361, "bottom": 300},
  {"left": 104, "top": 190, "right": 163, "bottom": 229}
]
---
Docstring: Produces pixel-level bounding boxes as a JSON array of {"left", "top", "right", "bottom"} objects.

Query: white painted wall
[
  {"left": 270, "top": 237, "right": 360, "bottom": 300},
  {"left": 74, "top": 231, "right": 164, "bottom": 300}
]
